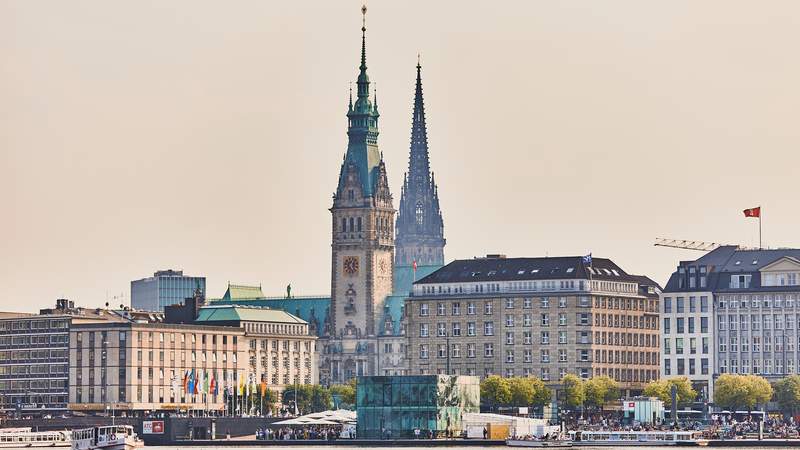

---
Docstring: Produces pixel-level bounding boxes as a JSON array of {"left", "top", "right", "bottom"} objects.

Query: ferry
[
  {"left": 506, "top": 437, "right": 573, "bottom": 447},
  {"left": 71, "top": 426, "right": 141, "bottom": 450},
  {"left": 0, "top": 427, "right": 71, "bottom": 448},
  {"left": 568, "top": 430, "right": 708, "bottom": 446}
]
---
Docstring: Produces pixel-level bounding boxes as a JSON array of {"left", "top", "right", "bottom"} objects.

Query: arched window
[{"left": 415, "top": 201, "right": 424, "bottom": 225}]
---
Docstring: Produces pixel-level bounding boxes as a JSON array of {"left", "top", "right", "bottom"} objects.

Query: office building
[
  {"left": 68, "top": 293, "right": 317, "bottom": 415},
  {"left": 131, "top": 269, "right": 206, "bottom": 311},
  {"left": 0, "top": 299, "right": 121, "bottom": 417},
  {"left": 661, "top": 246, "right": 800, "bottom": 400},
  {"left": 406, "top": 255, "right": 661, "bottom": 395}
]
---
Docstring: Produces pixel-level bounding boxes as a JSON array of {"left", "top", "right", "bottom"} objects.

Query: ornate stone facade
[{"left": 321, "top": 7, "right": 395, "bottom": 384}]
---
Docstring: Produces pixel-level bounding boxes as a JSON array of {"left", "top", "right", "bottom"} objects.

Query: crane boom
[{"left": 654, "top": 238, "right": 723, "bottom": 252}]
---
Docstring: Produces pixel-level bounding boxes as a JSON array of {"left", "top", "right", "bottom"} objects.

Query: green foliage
[
  {"left": 584, "top": 376, "right": 620, "bottom": 409},
  {"left": 714, "top": 374, "right": 773, "bottom": 411},
  {"left": 643, "top": 377, "right": 697, "bottom": 408},
  {"left": 282, "top": 384, "right": 333, "bottom": 414},
  {"left": 480, "top": 375, "right": 511, "bottom": 410},
  {"left": 561, "top": 374, "right": 586, "bottom": 409},
  {"left": 530, "top": 377, "right": 552, "bottom": 408},
  {"left": 330, "top": 382, "right": 356, "bottom": 409},
  {"left": 508, "top": 377, "right": 535, "bottom": 407},
  {"left": 773, "top": 375, "right": 800, "bottom": 414}
]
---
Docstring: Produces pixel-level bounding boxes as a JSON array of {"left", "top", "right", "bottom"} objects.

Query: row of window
[
  {"left": 718, "top": 295, "right": 799, "bottom": 310},
  {"left": 663, "top": 357, "right": 710, "bottom": 376},
  {"left": 717, "top": 314, "right": 800, "bottom": 330},
  {"left": 664, "top": 317, "right": 709, "bottom": 334},
  {"left": 717, "top": 334, "right": 798, "bottom": 353},
  {"left": 0, "top": 319, "right": 68, "bottom": 332},
  {"left": 663, "top": 337, "right": 711, "bottom": 355},
  {"left": 663, "top": 296, "right": 710, "bottom": 314},
  {"left": 0, "top": 350, "right": 67, "bottom": 361},
  {"left": 718, "top": 358, "right": 796, "bottom": 375}
]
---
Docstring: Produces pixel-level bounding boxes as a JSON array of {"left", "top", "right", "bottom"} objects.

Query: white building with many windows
[{"left": 661, "top": 246, "right": 800, "bottom": 403}]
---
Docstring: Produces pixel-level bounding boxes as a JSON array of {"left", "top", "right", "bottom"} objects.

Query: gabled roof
[
  {"left": 221, "top": 284, "right": 265, "bottom": 301},
  {"left": 195, "top": 305, "right": 306, "bottom": 324}
]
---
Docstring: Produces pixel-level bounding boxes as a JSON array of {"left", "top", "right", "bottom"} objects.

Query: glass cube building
[{"left": 356, "top": 375, "right": 479, "bottom": 438}]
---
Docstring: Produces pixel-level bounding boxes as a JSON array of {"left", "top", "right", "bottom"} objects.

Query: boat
[
  {"left": 71, "top": 426, "right": 142, "bottom": 450},
  {"left": 0, "top": 427, "right": 71, "bottom": 448},
  {"left": 507, "top": 437, "right": 573, "bottom": 447},
  {"left": 568, "top": 430, "right": 706, "bottom": 446}
]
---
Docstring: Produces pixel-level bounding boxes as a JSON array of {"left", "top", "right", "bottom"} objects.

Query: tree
[
  {"left": 509, "top": 377, "right": 536, "bottom": 407},
  {"left": 643, "top": 377, "right": 697, "bottom": 408},
  {"left": 561, "top": 374, "right": 586, "bottom": 409},
  {"left": 773, "top": 375, "right": 800, "bottom": 415},
  {"left": 530, "top": 377, "right": 552, "bottom": 408},
  {"left": 584, "top": 376, "right": 620, "bottom": 409},
  {"left": 480, "top": 375, "right": 511, "bottom": 411},
  {"left": 715, "top": 374, "right": 773, "bottom": 412},
  {"left": 643, "top": 380, "right": 670, "bottom": 405},
  {"left": 330, "top": 382, "right": 356, "bottom": 409}
]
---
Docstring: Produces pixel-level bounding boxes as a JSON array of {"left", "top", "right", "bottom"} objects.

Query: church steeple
[{"left": 395, "top": 60, "right": 445, "bottom": 267}]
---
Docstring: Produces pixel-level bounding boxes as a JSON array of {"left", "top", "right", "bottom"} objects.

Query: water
[{"left": 144, "top": 447, "right": 792, "bottom": 450}]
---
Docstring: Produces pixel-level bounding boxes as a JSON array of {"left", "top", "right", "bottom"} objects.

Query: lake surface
[{"left": 145, "top": 447, "right": 794, "bottom": 450}]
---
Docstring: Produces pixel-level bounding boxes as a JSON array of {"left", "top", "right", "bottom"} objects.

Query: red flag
[
  {"left": 412, "top": 259, "right": 418, "bottom": 272},
  {"left": 743, "top": 207, "right": 761, "bottom": 218}
]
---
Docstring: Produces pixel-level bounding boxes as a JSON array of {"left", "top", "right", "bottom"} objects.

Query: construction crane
[{"left": 654, "top": 238, "right": 725, "bottom": 252}]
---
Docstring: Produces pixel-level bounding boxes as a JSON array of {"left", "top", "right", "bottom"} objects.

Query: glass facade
[
  {"left": 131, "top": 270, "right": 205, "bottom": 311},
  {"left": 356, "top": 375, "right": 479, "bottom": 438}
]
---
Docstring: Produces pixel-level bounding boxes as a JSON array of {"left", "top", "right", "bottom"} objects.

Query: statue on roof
[{"left": 286, "top": 284, "right": 292, "bottom": 298}]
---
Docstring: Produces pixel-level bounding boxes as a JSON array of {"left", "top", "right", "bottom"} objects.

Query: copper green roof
[
  {"left": 195, "top": 305, "right": 306, "bottom": 324},
  {"left": 221, "top": 284, "right": 265, "bottom": 301}
]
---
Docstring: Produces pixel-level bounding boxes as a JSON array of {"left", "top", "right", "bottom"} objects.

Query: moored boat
[
  {"left": 568, "top": 430, "right": 706, "bottom": 446},
  {"left": 71, "top": 425, "right": 141, "bottom": 450},
  {"left": 0, "top": 428, "right": 71, "bottom": 448},
  {"left": 507, "top": 437, "right": 573, "bottom": 447}
]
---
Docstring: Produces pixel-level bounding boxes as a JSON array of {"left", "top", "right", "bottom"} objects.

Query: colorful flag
[
  {"left": 188, "top": 369, "right": 195, "bottom": 394},
  {"left": 260, "top": 381, "right": 267, "bottom": 397},
  {"left": 412, "top": 259, "right": 417, "bottom": 272},
  {"left": 182, "top": 370, "right": 189, "bottom": 393},
  {"left": 743, "top": 206, "right": 761, "bottom": 218},
  {"left": 204, "top": 371, "right": 210, "bottom": 394},
  {"left": 582, "top": 253, "right": 592, "bottom": 265}
]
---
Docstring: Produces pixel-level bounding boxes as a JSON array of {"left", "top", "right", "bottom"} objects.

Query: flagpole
[{"left": 759, "top": 209, "right": 762, "bottom": 250}]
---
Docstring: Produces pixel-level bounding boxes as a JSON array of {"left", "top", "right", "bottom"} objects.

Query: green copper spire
[{"left": 336, "top": 4, "right": 382, "bottom": 198}]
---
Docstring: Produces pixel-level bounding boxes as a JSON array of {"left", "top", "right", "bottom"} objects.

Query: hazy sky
[{"left": 2, "top": 1, "right": 799, "bottom": 311}]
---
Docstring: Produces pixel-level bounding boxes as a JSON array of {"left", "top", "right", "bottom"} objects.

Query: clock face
[{"left": 343, "top": 256, "right": 359, "bottom": 275}]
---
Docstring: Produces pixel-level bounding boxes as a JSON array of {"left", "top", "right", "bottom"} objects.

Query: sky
[{"left": 2, "top": 1, "right": 799, "bottom": 311}]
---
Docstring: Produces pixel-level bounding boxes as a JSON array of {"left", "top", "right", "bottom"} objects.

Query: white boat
[
  {"left": 0, "top": 428, "right": 71, "bottom": 448},
  {"left": 71, "top": 426, "right": 142, "bottom": 450},
  {"left": 507, "top": 438, "right": 573, "bottom": 447},
  {"left": 568, "top": 430, "right": 706, "bottom": 446}
]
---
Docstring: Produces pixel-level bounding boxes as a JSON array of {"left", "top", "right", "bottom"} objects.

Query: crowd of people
[{"left": 255, "top": 426, "right": 344, "bottom": 440}]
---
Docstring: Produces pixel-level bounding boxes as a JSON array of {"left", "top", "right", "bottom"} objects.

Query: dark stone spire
[{"left": 395, "top": 61, "right": 445, "bottom": 267}]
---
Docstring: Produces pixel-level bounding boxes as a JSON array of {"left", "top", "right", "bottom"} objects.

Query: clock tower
[{"left": 324, "top": 5, "right": 395, "bottom": 383}]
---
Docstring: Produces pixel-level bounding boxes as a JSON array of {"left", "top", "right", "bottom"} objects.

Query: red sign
[{"left": 143, "top": 420, "right": 164, "bottom": 434}]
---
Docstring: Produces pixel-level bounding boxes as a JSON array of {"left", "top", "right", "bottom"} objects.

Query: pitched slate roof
[
  {"left": 415, "top": 255, "right": 639, "bottom": 285},
  {"left": 663, "top": 245, "right": 800, "bottom": 293}
]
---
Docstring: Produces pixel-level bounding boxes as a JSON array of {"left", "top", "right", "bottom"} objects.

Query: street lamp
[{"left": 106, "top": 404, "right": 115, "bottom": 426}]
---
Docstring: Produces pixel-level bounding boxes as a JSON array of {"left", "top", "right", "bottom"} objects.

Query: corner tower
[
  {"left": 328, "top": 6, "right": 394, "bottom": 381},
  {"left": 395, "top": 61, "right": 445, "bottom": 267}
]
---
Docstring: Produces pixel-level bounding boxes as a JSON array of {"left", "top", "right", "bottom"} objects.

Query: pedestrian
[{"left": 483, "top": 426, "right": 488, "bottom": 439}]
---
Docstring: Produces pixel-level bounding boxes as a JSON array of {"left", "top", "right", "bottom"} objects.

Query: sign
[{"left": 142, "top": 421, "right": 164, "bottom": 434}]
